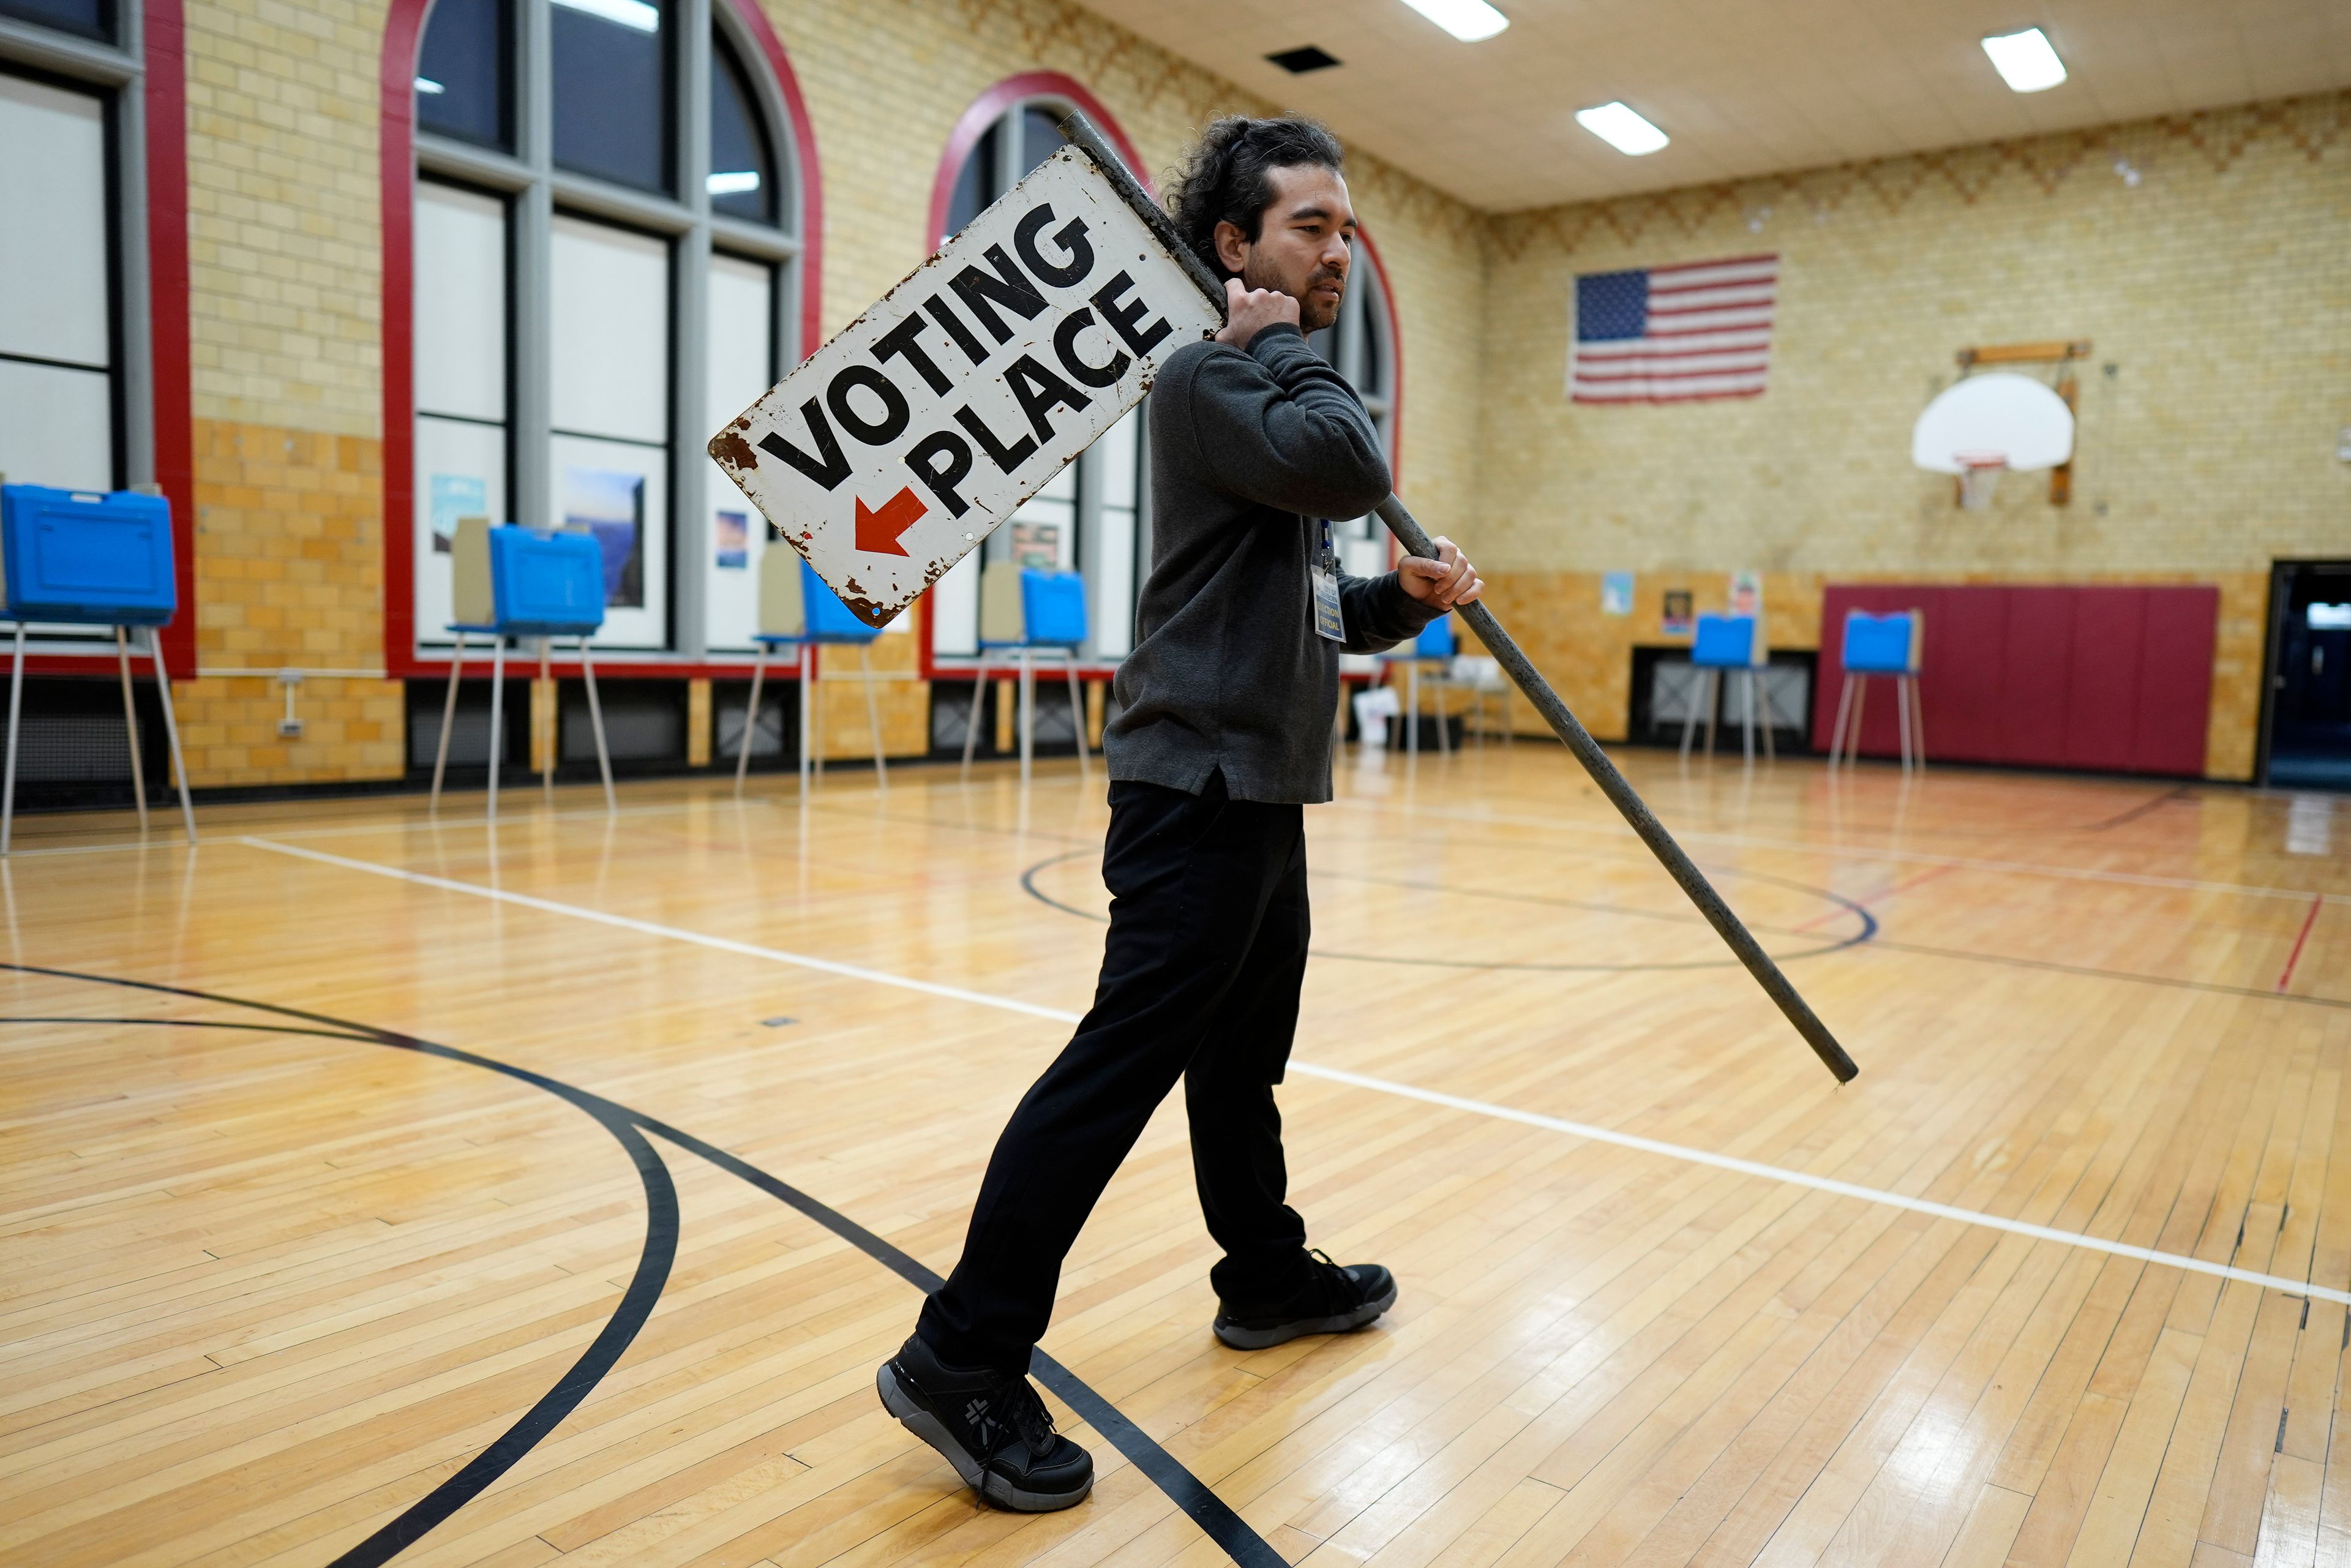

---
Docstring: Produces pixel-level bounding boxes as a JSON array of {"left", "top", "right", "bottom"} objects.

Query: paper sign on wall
[{"left": 708, "top": 145, "right": 1220, "bottom": 626}]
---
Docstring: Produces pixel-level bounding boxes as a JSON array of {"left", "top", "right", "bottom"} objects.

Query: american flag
[{"left": 1569, "top": 253, "right": 1779, "bottom": 403}]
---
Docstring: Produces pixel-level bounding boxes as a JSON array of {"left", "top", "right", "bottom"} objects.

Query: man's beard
[{"left": 1242, "top": 257, "right": 1346, "bottom": 334}]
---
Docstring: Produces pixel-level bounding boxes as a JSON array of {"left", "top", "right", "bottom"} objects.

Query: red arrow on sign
[{"left": 854, "top": 487, "right": 927, "bottom": 556}]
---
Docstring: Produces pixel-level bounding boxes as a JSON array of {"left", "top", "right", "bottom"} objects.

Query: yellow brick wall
[
  {"left": 156, "top": 0, "right": 2341, "bottom": 791},
  {"left": 158, "top": 0, "right": 1487, "bottom": 787},
  {"left": 1470, "top": 93, "right": 2350, "bottom": 781},
  {"left": 1474, "top": 92, "right": 2350, "bottom": 578}
]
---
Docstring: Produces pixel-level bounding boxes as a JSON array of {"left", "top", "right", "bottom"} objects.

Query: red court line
[
  {"left": 1794, "top": 862, "right": 1958, "bottom": 932},
  {"left": 2278, "top": 896, "right": 2324, "bottom": 993}
]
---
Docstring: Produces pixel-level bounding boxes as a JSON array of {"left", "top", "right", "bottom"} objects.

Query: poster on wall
[
  {"left": 1602, "top": 571, "right": 1633, "bottom": 616},
  {"left": 714, "top": 509, "right": 749, "bottom": 569},
  {"left": 429, "top": 473, "right": 486, "bottom": 553},
  {"left": 563, "top": 465, "right": 645, "bottom": 607},
  {"left": 1662, "top": 590, "right": 1693, "bottom": 636},
  {"left": 1729, "top": 570, "right": 1763, "bottom": 617},
  {"left": 1010, "top": 520, "right": 1062, "bottom": 569}
]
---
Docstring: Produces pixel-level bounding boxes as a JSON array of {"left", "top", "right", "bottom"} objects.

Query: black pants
[{"left": 917, "top": 771, "right": 1316, "bottom": 1373}]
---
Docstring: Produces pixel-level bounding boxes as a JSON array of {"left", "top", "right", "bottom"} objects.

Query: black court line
[
  {"left": 1016, "top": 849, "right": 1880, "bottom": 972},
  {"left": 0, "top": 965, "right": 1283, "bottom": 1568}
]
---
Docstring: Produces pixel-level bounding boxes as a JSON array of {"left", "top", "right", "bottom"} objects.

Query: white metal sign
[{"left": 708, "top": 146, "right": 1219, "bottom": 627}]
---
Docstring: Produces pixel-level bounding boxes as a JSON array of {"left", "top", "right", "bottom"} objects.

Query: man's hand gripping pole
[{"left": 1059, "top": 110, "right": 1859, "bottom": 1086}]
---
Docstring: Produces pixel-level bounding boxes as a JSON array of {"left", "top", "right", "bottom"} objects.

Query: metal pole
[
  {"left": 431, "top": 631, "right": 465, "bottom": 810},
  {"left": 146, "top": 629, "right": 198, "bottom": 844},
  {"left": 116, "top": 627, "right": 149, "bottom": 831},
  {"left": 1060, "top": 109, "right": 1858, "bottom": 1086},
  {"left": 736, "top": 640, "right": 767, "bottom": 796},
  {"left": 487, "top": 637, "right": 504, "bottom": 824},
  {"left": 577, "top": 636, "right": 616, "bottom": 813},
  {"left": 2, "top": 623, "right": 23, "bottom": 856}
]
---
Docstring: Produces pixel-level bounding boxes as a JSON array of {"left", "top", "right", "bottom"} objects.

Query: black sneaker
[
  {"left": 1212, "top": 1250, "right": 1398, "bottom": 1350},
  {"left": 876, "top": 1335, "right": 1094, "bottom": 1512}
]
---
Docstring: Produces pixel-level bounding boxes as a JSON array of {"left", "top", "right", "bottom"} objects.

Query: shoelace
[
  {"left": 992, "top": 1373, "right": 1058, "bottom": 1457},
  {"left": 1307, "top": 1248, "right": 1355, "bottom": 1311}
]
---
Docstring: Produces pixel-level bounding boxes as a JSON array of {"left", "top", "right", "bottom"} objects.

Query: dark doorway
[{"left": 2259, "top": 560, "right": 2351, "bottom": 790}]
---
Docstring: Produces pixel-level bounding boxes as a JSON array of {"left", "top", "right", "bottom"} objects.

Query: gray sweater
[{"left": 1105, "top": 323, "right": 1436, "bottom": 804}]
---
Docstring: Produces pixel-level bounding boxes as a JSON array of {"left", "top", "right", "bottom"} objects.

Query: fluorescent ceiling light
[
  {"left": 552, "top": 0, "right": 661, "bottom": 34},
  {"left": 1395, "top": 0, "right": 1509, "bottom": 43},
  {"left": 1981, "top": 27, "right": 2066, "bottom": 92},
  {"left": 413, "top": 77, "right": 444, "bottom": 95},
  {"left": 1575, "top": 102, "right": 1669, "bottom": 156},
  {"left": 2310, "top": 602, "right": 2351, "bottom": 629},
  {"left": 707, "top": 170, "right": 761, "bottom": 195}
]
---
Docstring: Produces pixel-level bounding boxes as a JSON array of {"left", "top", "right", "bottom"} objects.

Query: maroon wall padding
[
  {"left": 2133, "top": 587, "right": 2219, "bottom": 775},
  {"left": 1811, "top": 583, "right": 2218, "bottom": 776},
  {"left": 2063, "top": 589, "right": 2144, "bottom": 771}
]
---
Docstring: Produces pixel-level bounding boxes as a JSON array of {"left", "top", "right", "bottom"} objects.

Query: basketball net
[{"left": 1955, "top": 451, "right": 2007, "bottom": 512}]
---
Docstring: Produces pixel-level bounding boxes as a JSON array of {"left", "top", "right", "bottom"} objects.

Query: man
[{"left": 876, "top": 114, "right": 1483, "bottom": 1513}]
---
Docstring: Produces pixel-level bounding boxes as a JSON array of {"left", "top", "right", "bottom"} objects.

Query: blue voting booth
[
  {"left": 733, "top": 555, "right": 891, "bottom": 798},
  {"left": 1827, "top": 609, "right": 1927, "bottom": 773},
  {"left": 961, "top": 563, "right": 1094, "bottom": 785},
  {"left": 1680, "top": 612, "right": 1777, "bottom": 765},
  {"left": 428, "top": 520, "right": 617, "bottom": 820},
  {"left": 1, "top": 485, "right": 197, "bottom": 852},
  {"left": 1377, "top": 612, "right": 1458, "bottom": 756}
]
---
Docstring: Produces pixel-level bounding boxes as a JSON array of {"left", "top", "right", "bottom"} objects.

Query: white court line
[
  {"left": 240, "top": 837, "right": 1073, "bottom": 1023},
  {"left": 4, "top": 795, "right": 826, "bottom": 859},
  {"left": 1353, "top": 800, "right": 2351, "bottom": 907},
  {"left": 238, "top": 835, "right": 2350, "bottom": 1308}
]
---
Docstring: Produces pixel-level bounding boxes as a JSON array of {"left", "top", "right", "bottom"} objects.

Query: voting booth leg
[
  {"left": 1018, "top": 648, "right": 1035, "bottom": 787},
  {"left": 958, "top": 659, "right": 989, "bottom": 781},
  {"left": 1760, "top": 670, "right": 1776, "bottom": 762},
  {"left": 1405, "top": 664, "right": 1420, "bottom": 758},
  {"left": 1063, "top": 655, "right": 1090, "bottom": 779},
  {"left": 487, "top": 639, "right": 506, "bottom": 824},
  {"left": 798, "top": 644, "right": 813, "bottom": 796},
  {"left": 1847, "top": 679, "right": 1869, "bottom": 769},
  {"left": 1704, "top": 669, "right": 1723, "bottom": 759},
  {"left": 430, "top": 632, "right": 465, "bottom": 811},
  {"left": 1827, "top": 673, "right": 1856, "bottom": 771},
  {"left": 857, "top": 645, "right": 888, "bottom": 795},
  {"left": 114, "top": 629, "right": 149, "bottom": 832},
  {"left": 1, "top": 624, "right": 23, "bottom": 855},
  {"left": 735, "top": 645, "right": 767, "bottom": 797},
  {"left": 1895, "top": 675, "right": 1913, "bottom": 774},
  {"left": 143, "top": 630, "right": 196, "bottom": 844},
  {"left": 577, "top": 637, "right": 616, "bottom": 813},
  {"left": 538, "top": 640, "right": 555, "bottom": 800},
  {"left": 1906, "top": 675, "right": 1927, "bottom": 768},
  {"left": 1678, "top": 663, "right": 1701, "bottom": 762}
]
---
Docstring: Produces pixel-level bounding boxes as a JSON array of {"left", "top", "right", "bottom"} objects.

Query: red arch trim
[
  {"left": 916, "top": 74, "right": 1151, "bottom": 681},
  {"left": 925, "top": 72, "right": 1150, "bottom": 251},
  {"left": 377, "top": 0, "right": 824, "bottom": 678}
]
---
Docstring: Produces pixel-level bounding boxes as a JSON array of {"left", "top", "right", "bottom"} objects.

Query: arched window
[
  {"left": 404, "top": 0, "right": 807, "bottom": 656},
  {"left": 1309, "top": 235, "right": 1399, "bottom": 579},
  {"left": 926, "top": 82, "right": 1146, "bottom": 668}
]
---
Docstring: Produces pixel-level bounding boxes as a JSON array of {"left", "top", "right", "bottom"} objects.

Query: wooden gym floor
[{"left": 4, "top": 745, "right": 2347, "bottom": 1568}]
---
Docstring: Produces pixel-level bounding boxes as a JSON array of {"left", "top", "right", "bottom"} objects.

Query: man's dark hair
[{"left": 1166, "top": 114, "right": 1344, "bottom": 280}]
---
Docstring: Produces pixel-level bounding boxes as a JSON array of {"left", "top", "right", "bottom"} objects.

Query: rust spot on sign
[{"left": 708, "top": 427, "right": 757, "bottom": 472}]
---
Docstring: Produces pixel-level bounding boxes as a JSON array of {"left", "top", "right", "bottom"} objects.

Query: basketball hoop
[{"left": 1954, "top": 451, "right": 2007, "bottom": 511}]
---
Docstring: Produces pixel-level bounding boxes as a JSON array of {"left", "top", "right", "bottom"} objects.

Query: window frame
[
  {"left": 381, "top": 0, "right": 820, "bottom": 675},
  {"left": 0, "top": 0, "right": 193, "bottom": 676}
]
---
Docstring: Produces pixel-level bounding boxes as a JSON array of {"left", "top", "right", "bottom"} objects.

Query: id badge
[{"left": 1311, "top": 519, "right": 1345, "bottom": 642}]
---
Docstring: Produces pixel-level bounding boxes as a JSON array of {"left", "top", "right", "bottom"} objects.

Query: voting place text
[{"left": 708, "top": 146, "right": 1219, "bottom": 626}]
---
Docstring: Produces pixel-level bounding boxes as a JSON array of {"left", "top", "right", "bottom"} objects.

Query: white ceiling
[{"left": 1077, "top": 0, "right": 2351, "bottom": 211}]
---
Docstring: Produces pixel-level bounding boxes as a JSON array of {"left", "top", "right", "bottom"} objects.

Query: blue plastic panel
[
  {"left": 800, "top": 560, "right": 880, "bottom": 643},
  {"left": 1414, "top": 613, "right": 1455, "bottom": 660},
  {"left": 1690, "top": 613, "right": 1757, "bottom": 668},
  {"left": 1, "top": 486, "right": 177, "bottom": 626},
  {"left": 1842, "top": 611, "right": 1917, "bottom": 674},
  {"left": 1020, "top": 569, "right": 1089, "bottom": 648},
  {"left": 489, "top": 526, "right": 607, "bottom": 636}
]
